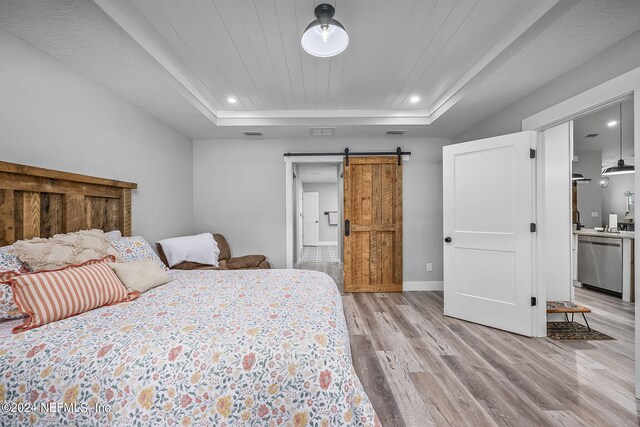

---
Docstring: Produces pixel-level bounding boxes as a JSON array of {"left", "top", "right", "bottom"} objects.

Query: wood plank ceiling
[{"left": 124, "top": 0, "right": 541, "bottom": 112}]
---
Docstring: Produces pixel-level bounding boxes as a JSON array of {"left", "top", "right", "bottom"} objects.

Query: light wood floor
[{"left": 294, "top": 262, "right": 640, "bottom": 427}]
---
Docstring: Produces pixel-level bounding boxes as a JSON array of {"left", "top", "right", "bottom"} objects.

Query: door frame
[
  {"left": 522, "top": 65, "right": 640, "bottom": 397},
  {"left": 285, "top": 156, "right": 343, "bottom": 269},
  {"left": 302, "top": 191, "right": 320, "bottom": 246}
]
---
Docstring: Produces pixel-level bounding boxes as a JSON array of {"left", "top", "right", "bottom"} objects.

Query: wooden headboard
[{"left": 0, "top": 161, "right": 137, "bottom": 246}]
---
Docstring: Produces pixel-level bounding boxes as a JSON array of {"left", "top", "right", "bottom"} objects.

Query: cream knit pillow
[
  {"left": 109, "top": 259, "right": 171, "bottom": 294},
  {"left": 13, "top": 229, "right": 121, "bottom": 272}
]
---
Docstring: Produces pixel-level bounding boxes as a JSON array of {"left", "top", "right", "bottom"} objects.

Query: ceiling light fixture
[
  {"left": 301, "top": 4, "right": 349, "bottom": 58},
  {"left": 227, "top": 97, "right": 237, "bottom": 104},
  {"left": 602, "top": 103, "right": 634, "bottom": 176},
  {"left": 409, "top": 95, "right": 420, "bottom": 104},
  {"left": 607, "top": 120, "right": 617, "bottom": 127}
]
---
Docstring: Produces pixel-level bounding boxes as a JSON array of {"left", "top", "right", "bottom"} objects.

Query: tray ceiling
[
  {"left": 109, "top": 0, "right": 546, "bottom": 112},
  {"left": 1, "top": 0, "right": 640, "bottom": 138}
]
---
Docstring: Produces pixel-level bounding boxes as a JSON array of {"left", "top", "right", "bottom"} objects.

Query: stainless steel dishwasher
[{"left": 577, "top": 235, "right": 623, "bottom": 294}]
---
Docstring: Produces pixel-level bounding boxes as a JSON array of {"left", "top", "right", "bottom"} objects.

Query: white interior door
[
  {"left": 443, "top": 131, "right": 536, "bottom": 336},
  {"left": 302, "top": 192, "right": 319, "bottom": 246}
]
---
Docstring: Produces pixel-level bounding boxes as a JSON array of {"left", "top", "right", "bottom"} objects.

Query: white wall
[
  {"left": 302, "top": 183, "right": 338, "bottom": 244},
  {"left": 602, "top": 174, "right": 635, "bottom": 222},
  {"left": 540, "top": 123, "right": 572, "bottom": 303},
  {"left": 574, "top": 151, "right": 603, "bottom": 228},
  {"left": 193, "top": 138, "right": 449, "bottom": 282},
  {"left": 454, "top": 29, "right": 640, "bottom": 143},
  {"left": 0, "top": 29, "right": 194, "bottom": 245}
]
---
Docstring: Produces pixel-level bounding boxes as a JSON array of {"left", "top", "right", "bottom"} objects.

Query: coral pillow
[{"left": 9, "top": 256, "right": 138, "bottom": 333}]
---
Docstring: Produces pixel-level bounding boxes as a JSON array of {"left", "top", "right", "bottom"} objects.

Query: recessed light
[
  {"left": 227, "top": 97, "right": 237, "bottom": 104},
  {"left": 607, "top": 120, "right": 617, "bottom": 127},
  {"left": 409, "top": 95, "right": 420, "bottom": 104}
]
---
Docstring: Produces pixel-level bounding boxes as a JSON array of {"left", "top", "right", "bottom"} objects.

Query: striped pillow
[{"left": 10, "top": 256, "right": 139, "bottom": 333}]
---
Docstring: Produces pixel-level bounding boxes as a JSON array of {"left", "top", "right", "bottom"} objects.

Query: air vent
[
  {"left": 310, "top": 127, "right": 335, "bottom": 137},
  {"left": 386, "top": 130, "right": 406, "bottom": 135},
  {"left": 242, "top": 131, "right": 263, "bottom": 136},
  {"left": 584, "top": 133, "right": 599, "bottom": 138}
]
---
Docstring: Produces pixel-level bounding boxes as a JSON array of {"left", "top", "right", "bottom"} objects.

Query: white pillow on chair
[{"left": 157, "top": 233, "right": 220, "bottom": 267}]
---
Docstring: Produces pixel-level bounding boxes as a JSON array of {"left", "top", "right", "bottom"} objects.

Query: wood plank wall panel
[
  {"left": 63, "top": 194, "right": 85, "bottom": 234},
  {"left": 14, "top": 191, "right": 41, "bottom": 241},
  {"left": 85, "top": 197, "right": 121, "bottom": 232},
  {"left": 107, "top": 198, "right": 120, "bottom": 233},
  {"left": 39, "top": 193, "right": 64, "bottom": 238},
  {"left": 0, "top": 189, "right": 15, "bottom": 245},
  {"left": 118, "top": 189, "right": 132, "bottom": 237},
  {"left": 0, "top": 161, "right": 136, "bottom": 246},
  {"left": 85, "top": 197, "right": 105, "bottom": 231},
  {"left": 344, "top": 157, "right": 402, "bottom": 293}
]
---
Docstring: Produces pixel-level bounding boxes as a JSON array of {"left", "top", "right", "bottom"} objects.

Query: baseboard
[
  {"left": 403, "top": 281, "right": 443, "bottom": 291},
  {"left": 316, "top": 241, "right": 338, "bottom": 246}
]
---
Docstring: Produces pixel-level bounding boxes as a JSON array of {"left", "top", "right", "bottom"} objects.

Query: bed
[
  {"left": 0, "top": 162, "right": 378, "bottom": 426},
  {"left": 0, "top": 269, "right": 378, "bottom": 426}
]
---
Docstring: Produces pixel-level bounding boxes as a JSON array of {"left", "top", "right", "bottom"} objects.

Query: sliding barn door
[{"left": 344, "top": 157, "right": 402, "bottom": 292}]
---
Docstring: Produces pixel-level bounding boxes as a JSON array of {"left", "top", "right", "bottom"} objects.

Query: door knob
[{"left": 444, "top": 237, "right": 452, "bottom": 243}]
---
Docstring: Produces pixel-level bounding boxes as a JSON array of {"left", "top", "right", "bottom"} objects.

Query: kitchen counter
[{"left": 573, "top": 229, "right": 635, "bottom": 239}]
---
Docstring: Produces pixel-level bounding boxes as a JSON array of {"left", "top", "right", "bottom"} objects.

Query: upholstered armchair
[{"left": 156, "top": 233, "right": 271, "bottom": 270}]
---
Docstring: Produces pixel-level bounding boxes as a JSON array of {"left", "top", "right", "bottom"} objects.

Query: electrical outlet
[
  {"left": 426, "top": 263, "right": 433, "bottom": 272},
  {"left": 591, "top": 212, "right": 598, "bottom": 217}
]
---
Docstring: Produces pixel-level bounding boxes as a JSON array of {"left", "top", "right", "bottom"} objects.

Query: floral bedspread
[{"left": 0, "top": 269, "right": 378, "bottom": 426}]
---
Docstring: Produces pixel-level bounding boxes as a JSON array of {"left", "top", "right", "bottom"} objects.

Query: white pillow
[{"left": 157, "top": 233, "right": 219, "bottom": 268}]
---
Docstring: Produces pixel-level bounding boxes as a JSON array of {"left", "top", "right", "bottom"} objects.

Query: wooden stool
[{"left": 546, "top": 301, "right": 592, "bottom": 331}]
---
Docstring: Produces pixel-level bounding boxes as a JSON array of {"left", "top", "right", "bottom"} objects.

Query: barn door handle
[{"left": 345, "top": 219, "right": 350, "bottom": 237}]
